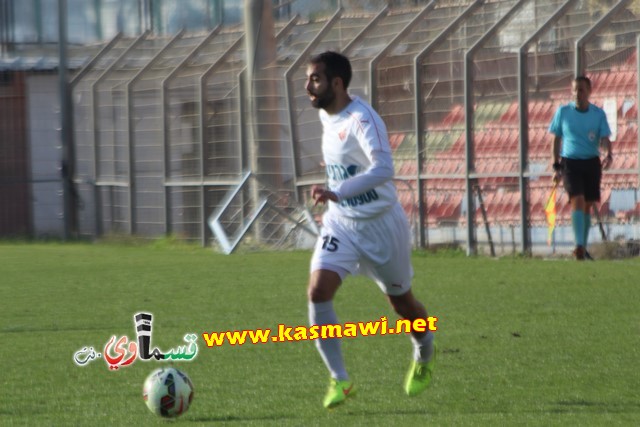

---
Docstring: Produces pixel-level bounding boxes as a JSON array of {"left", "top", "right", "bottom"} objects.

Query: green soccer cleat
[
  {"left": 323, "top": 379, "right": 355, "bottom": 409},
  {"left": 404, "top": 343, "right": 436, "bottom": 396}
]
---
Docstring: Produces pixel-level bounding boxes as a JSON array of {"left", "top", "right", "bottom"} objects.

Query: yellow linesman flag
[{"left": 544, "top": 185, "right": 557, "bottom": 246}]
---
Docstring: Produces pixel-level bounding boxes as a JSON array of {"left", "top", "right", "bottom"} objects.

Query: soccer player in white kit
[{"left": 305, "top": 51, "right": 436, "bottom": 409}]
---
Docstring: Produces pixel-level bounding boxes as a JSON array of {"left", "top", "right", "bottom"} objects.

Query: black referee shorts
[{"left": 561, "top": 157, "right": 601, "bottom": 202}]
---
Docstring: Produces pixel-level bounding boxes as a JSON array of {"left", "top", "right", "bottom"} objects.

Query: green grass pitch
[{"left": 1, "top": 241, "right": 639, "bottom": 426}]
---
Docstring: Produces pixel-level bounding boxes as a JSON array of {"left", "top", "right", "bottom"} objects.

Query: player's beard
[{"left": 309, "top": 87, "right": 336, "bottom": 110}]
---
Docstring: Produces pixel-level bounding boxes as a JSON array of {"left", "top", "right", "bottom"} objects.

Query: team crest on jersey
[
  {"left": 338, "top": 128, "right": 347, "bottom": 141},
  {"left": 588, "top": 131, "right": 596, "bottom": 141}
]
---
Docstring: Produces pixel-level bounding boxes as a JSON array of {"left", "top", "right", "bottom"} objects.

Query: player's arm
[
  {"left": 548, "top": 107, "right": 563, "bottom": 183},
  {"left": 551, "top": 135, "right": 562, "bottom": 183},
  {"left": 333, "top": 149, "right": 393, "bottom": 200},
  {"left": 312, "top": 184, "right": 338, "bottom": 205},
  {"left": 314, "top": 151, "right": 392, "bottom": 205},
  {"left": 313, "top": 112, "right": 394, "bottom": 205},
  {"left": 599, "top": 112, "right": 613, "bottom": 170},
  {"left": 600, "top": 136, "right": 613, "bottom": 170},
  {"left": 332, "top": 116, "right": 394, "bottom": 201}
]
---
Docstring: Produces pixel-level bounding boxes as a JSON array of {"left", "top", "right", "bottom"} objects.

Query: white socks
[
  {"left": 309, "top": 301, "right": 349, "bottom": 381},
  {"left": 411, "top": 330, "right": 435, "bottom": 363},
  {"left": 310, "top": 301, "right": 434, "bottom": 378}
]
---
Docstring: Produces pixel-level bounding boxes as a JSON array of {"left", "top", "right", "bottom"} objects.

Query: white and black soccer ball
[{"left": 143, "top": 367, "right": 194, "bottom": 418}]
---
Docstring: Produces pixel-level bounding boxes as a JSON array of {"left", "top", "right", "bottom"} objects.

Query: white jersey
[{"left": 320, "top": 96, "right": 398, "bottom": 219}]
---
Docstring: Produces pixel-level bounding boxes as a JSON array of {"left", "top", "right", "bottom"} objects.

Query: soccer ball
[{"left": 143, "top": 367, "right": 194, "bottom": 418}]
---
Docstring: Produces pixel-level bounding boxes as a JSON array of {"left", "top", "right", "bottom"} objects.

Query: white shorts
[{"left": 310, "top": 203, "right": 414, "bottom": 296}]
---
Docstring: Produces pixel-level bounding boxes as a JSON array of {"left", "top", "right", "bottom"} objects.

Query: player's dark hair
[
  {"left": 310, "top": 51, "right": 352, "bottom": 89},
  {"left": 574, "top": 75, "right": 592, "bottom": 89}
]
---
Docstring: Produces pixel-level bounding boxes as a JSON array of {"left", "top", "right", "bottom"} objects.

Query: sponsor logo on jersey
[
  {"left": 326, "top": 164, "right": 358, "bottom": 181},
  {"left": 339, "top": 189, "right": 379, "bottom": 207},
  {"left": 326, "top": 164, "right": 378, "bottom": 207}
]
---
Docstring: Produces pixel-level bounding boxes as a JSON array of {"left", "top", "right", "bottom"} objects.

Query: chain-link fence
[{"left": 2, "top": 0, "right": 640, "bottom": 256}]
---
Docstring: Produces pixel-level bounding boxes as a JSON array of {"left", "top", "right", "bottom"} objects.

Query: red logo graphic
[{"left": 73, "top": 312, "right": 198, "bottom": 370}]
